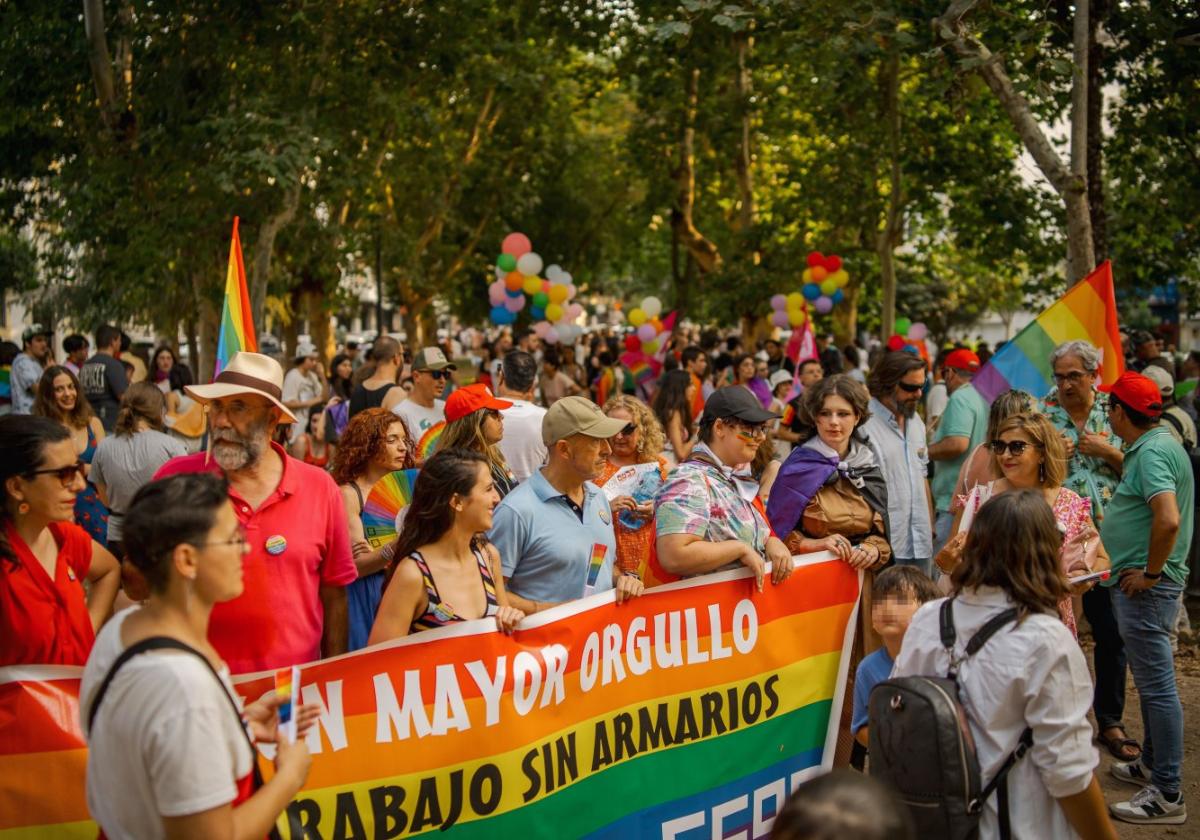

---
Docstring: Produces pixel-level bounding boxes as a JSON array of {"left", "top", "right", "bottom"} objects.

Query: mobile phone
[
  {"left": 274, "top": 666, "right": 301, "bottom": 742},
  {"left": 1068, "top": 570, "right": 1111, "bottom": 585}
]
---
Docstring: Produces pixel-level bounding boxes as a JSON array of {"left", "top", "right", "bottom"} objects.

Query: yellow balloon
[
  {"left": 522, "top": 276, "right": 541, "bottom": 295},
  {"left": 548, "top": 284, "right": 569, "bottom": 304},
  {"left": 629, "top": 308, "right": 647, "bottom": 327},
  {"left": 786, "top": 292, "right": 805, "bottom": 309},
  {"left": 832, "top": 269, "right": 849, "bottom": 288},
  {"left": 820, "top": 279, "right": 838, "bottom": 296},
  {"left": 545, "top": 303, "right": 564, "bottom": 322},
  {"left": 788, "top": 310, "right": 805, "bottom": 327},
  {"left": 802, "top": 267, "right": 813, "bottom": 283}
]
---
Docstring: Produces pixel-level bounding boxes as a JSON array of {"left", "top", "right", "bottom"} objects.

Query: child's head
[{"left": 871, "top": 566, "right": 939, "bottom": 645}]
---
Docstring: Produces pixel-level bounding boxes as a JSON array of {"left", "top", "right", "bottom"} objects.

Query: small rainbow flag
[
  {"left": 973, "top": 261, "right": 1124, "bottom": 403},
  {"left": 584, "top": 543, "right": 608, "bottom": 593},
  {"left": 417, "top": 421, "right": 445, "bottom": 462},
  {"left": 214, "top": 217, "right": 257, "bottom": 379},
  {"left": 273, "top": 665, "right": 299, "bottom": 741}
]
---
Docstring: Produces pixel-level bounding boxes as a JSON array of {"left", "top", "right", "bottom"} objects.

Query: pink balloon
[
  {"left": 533, "top": 320, "right": 551, "bottom": 337},
  {"left": 908, "top": 322, "right": 928, "bottom": 341},
  {"left": 567, "top": 284, "right": 577, "bottom": 299},
  {"left": 771, "top": 310, "right": 790, "bottom": 328},
  {"left": 568, "top": 303, "right": 583, "bottom": 319},
  {"left": 637, "top": 324, "right": 657, "bottom": 342},
  {"left": 544, "top": 327, "right": 560, "bottom": 345},
  {"left": 770, "top": 294, "right": 787, "bottom": 311},
  {"left": 489, "top": 290, "right": 507, "bottom": 307},
  {"left": 504, "top": 295, "right": 526, "bottom": 313},
  {"left": 814, "top": 296, "right": 833, "bottom": 314},
  {"left": 501, "top": 232, "right": 532, "bottom": 257}
]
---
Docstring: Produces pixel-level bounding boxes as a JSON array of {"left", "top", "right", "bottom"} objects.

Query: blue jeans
[
  {"left": 894, "top": 557, "right": 933, "bottom": 578},
  {"left": 932, "top": 510, "right": 955, "bottom": 557},
  {"left": 1111, "top": 580, "right": 1185, "bottom": 796}
]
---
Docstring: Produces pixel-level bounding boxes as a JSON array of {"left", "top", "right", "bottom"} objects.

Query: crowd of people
[{"left": 1, "top": 318, "right": 1196, "bottom": 837}]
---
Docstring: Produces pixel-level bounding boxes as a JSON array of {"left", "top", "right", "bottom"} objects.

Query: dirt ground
[{"left": 1087, "top": 597, "right": 1200, "bottom": 839}]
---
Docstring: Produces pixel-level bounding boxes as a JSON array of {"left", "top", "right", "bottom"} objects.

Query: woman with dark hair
[
  {"left": 290, "top": 406, "right": 332, "bottom": 467},
  {"left": 437, "top": 383, "right": 517, "bottom": 498},
  {"left": 81, "top": 473, "right": 316, "bottom": 838},
  {"left": 163, "top": 363, "right": 205, "bottom": 453},
  {"left": 328, "top": 353, "right": 354, "bottom": 403},
  {"left": 90, "top": 382, "right": 187, "bottom": 557},
  {"left": 330, "top": 408, "right": 415, "bottom": 650},
  {"left": 149, "top": 345, "right": 176, "bottom": 393},
  {"left": 893, "top": 491, "right": 1117, "bottom": 840},
  {"left": 732, "top": 352, "right": 773, "bottom": 409},
  {"left": 33, "top": 364, "right": 109, "bottom": 544},
  {"left": 0, "top": 415, "right": 119, "bottom": 665},
  {"left": 369, "top": 448, "right": 523, "bottom": 642},
  {"left": 953, "top": 388, "right": 1036, "bottom": 500},
  {"left": 652, "top": 369, "right": 697, "bottom": 465}
]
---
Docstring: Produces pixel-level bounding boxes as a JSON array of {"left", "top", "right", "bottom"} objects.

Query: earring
[
  {"left": 17, "top": 503, "right": 29, "bottom": 514},
  {"left": 1038, "top": 461, "right": 1045, "bottom": 484}
]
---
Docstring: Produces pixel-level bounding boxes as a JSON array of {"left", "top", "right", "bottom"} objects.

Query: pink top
[{"left": 154, "top": 441, "right": 356, "bottom": 673}]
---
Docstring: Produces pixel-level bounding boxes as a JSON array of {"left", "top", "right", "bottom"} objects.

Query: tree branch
[{"left": 82, "top": 0, "right": 117, "bottom": 129}]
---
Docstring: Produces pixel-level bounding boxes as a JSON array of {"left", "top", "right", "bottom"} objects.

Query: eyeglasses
[
  {"left": 614, "top": 423, "right": 637, "bottom": 437},
  {"left": 897, "top": 379, "right": 926, "bottom": 393},
  {"left": 727, "top": 420, "right": 769, "bottom": 439},
  {"left": 25, "top": 461, "right": 86, "bottom": 486},
  {"left": 1053, "top": 371, "right": 1092, "bottom": 385},
  {"left": 194, "top": 531, "right": 250, "bottom": 552},
  {"left": 988, "top": 439, "right": 1041, "bottom": 456},
  {"left": 425, "top": 370, "right": 448, "bottom": 380}
]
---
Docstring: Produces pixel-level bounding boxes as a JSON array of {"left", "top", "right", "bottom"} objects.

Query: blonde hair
[
  {"left": 993, "top": 412, "right": 1067, "bottom": 488},
  {"left": 436, "top": 409, "right": 511, "bottom": 480},
  {"left": 603, "top": 395, "right": 665, "bottom": 463}
]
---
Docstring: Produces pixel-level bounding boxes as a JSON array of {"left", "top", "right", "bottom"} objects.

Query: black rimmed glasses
[
  {"left": 25, "top": 461, "right": 86, "bottom": 487},
  {"left": 988, "top": 439, "right": 1041, "bottom": 457},
  {"left": 1053, "top": 371, "right": 1091, "bottom": 385}
]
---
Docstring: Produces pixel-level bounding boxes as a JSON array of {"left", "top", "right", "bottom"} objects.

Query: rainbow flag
[
  {"left": 594, "top": 366, "right": 617, "bottom": 408},
  {"left": 417, "top": 421, "right": 445, "bottom": 462},
  {"left": 973, "top": 261, "right": 1124, "bottom": 402},
  {"left": 214, "top": 217, "right": 257, "bottom": 378},
  {"left": 584, "top": 543, "right": 607, "bottom": 592}
]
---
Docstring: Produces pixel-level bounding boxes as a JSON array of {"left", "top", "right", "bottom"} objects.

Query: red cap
[
  {"left": 444, "top": 383, "right": 512, "bottom": 423},
  {"left": 943, "top": 349, "right": 981, "bottom": 373},
  {"left": 1101, "top": 371, "right": 1163, "bottom": 417}
]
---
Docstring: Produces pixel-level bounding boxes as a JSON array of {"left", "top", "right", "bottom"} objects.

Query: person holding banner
[
  {"left": 331, "top": 408, "right": 415, "bottom": 650},
  {"left": 82, "top": 473, "right": 318, "bottom": 840},
  {"left": 0, "top": 415, "right": 120, "bottom": 666},
  {"left": 369, "top": 448, "right": 524, "bottom": 640},
  {"left": 655, "top": 387, "right": 794, "bottom": 590}
]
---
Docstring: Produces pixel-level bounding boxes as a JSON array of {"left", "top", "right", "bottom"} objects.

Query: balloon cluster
[
  {"left": 769, "top": 292, "right": 811, "bottom": 329},
  {"left": 799, "top": 251, "right": 849, "bottom": 315},
  {"left": 622, "top": 295, "right": 669, "bottom": 355},
  {"left": 886, "top": 316, "right": 931, "bottom": 364},
  {"left": 487, "top": 232, "right": 585, "bottom": 345}
]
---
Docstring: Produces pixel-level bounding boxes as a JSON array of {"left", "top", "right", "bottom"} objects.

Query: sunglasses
[
  {"left": 727, "top": 420, "right": 768, "bottom": 439},
  {"left": 25, "top": 461, "right": 87, "bottom": 486},
  {"left": 614, "top": 423, "right": 637, "bottom": 437},
  {"left": 988, "top": 439, "right": 1041, "bottom": 456},
  {"left": 424, "top": 370, "right": 448, "bottom": 381},
  {"left": 897, "top": 379, "right": 926, "bottom": 393}
]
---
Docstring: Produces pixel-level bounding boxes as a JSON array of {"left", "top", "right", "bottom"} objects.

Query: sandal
[{"left": 1097, "top": 727, "right": 1142, "bottom": 762}]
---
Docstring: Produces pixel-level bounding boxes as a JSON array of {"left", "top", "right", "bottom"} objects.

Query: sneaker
[
  {"left": 1110, "top": 785, "right": 1187, "bottom": 825},
  {"left": 1110, "top": 760, "right": 1151, "bottom": 787}
]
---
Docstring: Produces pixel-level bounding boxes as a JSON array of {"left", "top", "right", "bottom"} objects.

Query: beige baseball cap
[
  {"left": 542, "top": 395, "right": 627, "bottom": 446},
  {"left": 412, "top": 346, "right": 457, "bottom": 372}
]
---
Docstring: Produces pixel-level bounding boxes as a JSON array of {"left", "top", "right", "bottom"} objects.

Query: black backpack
[{"left": 868, "top": 599, "right": 1032, "bottom": 840}]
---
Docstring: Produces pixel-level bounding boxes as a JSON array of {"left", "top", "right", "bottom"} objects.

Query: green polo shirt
[
  {"left": 931, "top": 383, "right": 989, "bottom": 512},
  {"left": 1100, "top": 426, "right": 1194, "bottom": 586}
]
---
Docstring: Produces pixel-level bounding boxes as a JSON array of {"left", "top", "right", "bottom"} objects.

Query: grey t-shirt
[
  {"left": 79, "top": 354, "right": 129, "bottom": 431},
  {"left": 90, "top": 430, "right": 187, "bottom": 542}
]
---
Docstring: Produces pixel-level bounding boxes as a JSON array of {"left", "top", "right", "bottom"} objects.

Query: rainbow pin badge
[
  {"left": 583, "top": 543, "right": 608, "bottom": 596},
  {"left": 265, "top": 535, "right": 287, "bottom": 556}
]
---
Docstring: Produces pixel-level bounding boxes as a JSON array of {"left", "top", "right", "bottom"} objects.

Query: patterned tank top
[{"left": 409, "top": 547, "right": 500, "bottom": 633}]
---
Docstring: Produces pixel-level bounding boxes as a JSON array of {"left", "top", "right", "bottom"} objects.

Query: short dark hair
[
  {"left": 681, "top": 345, "right": 704, "bottom": 366},
  {"left": 867, "top": 351, "right": 926, "bottom": 399},
  {"left": 95, "top": 324, "right": 121, "bottom": 349},
  {"left": 63, "top": 334, "right": 88, "bottom": 355},
  {"left": 796, "top": 374, "right": 871, "bottom": 439},
  {"left": 502, "top": 350, "right": 538, "bottom": 393},
  {"left": 798, "top": 358, "right": 822, "bottom": 375},
  {"left": 771, "top": 769, "right": 914, "bottom": 840},
  {"left": 123, "top": 474, "right": 230, "bottom": 592},
  {"left": 872, "top": 565, "right": 939, "bottom": 603},
  {"left": 1108, "top": 393, "right": 1158, "bottom": 429}
]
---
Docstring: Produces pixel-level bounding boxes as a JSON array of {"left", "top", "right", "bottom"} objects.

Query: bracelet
[
  {"left": 621, "top": 570, "right": 642, "bottom": 581},
  {"left": 1143, "top": 569, "right": 1163, "bottom": 580}
]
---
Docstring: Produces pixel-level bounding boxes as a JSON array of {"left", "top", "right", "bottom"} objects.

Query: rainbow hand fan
[
  {"left": 362, "top": 468, "right": 420, "bottom": 549},
  {"left": 417, "top": 421, "right": 445, "bottom": 462}
]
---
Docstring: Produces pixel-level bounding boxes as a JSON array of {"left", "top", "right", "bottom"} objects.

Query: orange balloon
[
  {"left": 810, "top": 265, "right": 828, "bottom": 282},
  {"left": 504, "top": 272, "right": 524, "bottom": 292}
]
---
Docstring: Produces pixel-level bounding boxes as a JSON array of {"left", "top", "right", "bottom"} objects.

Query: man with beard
[
  {"left": 153, "top": 351, "right": 356, "bottom": 673},
  {"left": 864, "top": 351, "right": 934, "bottom": 575}
]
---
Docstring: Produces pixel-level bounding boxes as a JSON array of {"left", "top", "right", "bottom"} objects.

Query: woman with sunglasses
[
  {"left": 935, "top": 412, "right": 1109, "bottom": 635},
  {"left": 330, "top": 408, "right": 415, "bottom": 650},
  {"left": 81, "top": 473, "right": 317, "bottom": 839},
  {"left": 33, "top": 364, "right": 109, "bottom": 545},
  {"left": 0, "top": 415, "right": 120, "bottom": 665},
  {"left": 598, "top": 396, "right": 670, "bottom": 581},
  {"left": 652, "top": 369, "right": 698, "bottom": 465},
  {"left": 952, "top": 389, "right": 1036, "bottom": 501},
  {"left": 436, "top": 384, "right": 517, "bottom": 498}
]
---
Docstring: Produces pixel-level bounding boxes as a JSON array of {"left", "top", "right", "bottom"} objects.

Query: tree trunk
[
  {"left": 81, "top": 0, "right": 117, "bottom": 131},
  {"left": 191, "top": 269, "right": 219, "bottom": 383},
  {"left": 935, "top": 0, "right": 1095, "bottom": 283},
  {"left": 249, "top": 179, "right": 302, "bottom": 332},
  {"left": 1087, "top": 0, "right": 1108, "bottom": 262},
  {"left": 670, "top": 66, "right": 722, "bottom": 277},
  {"left": 185, "top": 315, "right": 198, "bottom": 381},
  {"left": 876, "top": 49, "right": 903, "bottom": 338},
  {"left": 732, "top": 33, "right": 756, "bottom": 235}
]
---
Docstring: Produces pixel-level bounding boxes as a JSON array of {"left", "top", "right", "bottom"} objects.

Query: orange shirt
[{"left": 595, "top": 457, "right": 670, "bottom": 580}]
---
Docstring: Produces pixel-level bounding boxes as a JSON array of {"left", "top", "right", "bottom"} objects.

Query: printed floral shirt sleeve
[
  {"left": 655, "top": 465, "right": 712, "bottom": 539},
  {"left": 1039, "top": 389, "right": 1122, "bottom": 522}
]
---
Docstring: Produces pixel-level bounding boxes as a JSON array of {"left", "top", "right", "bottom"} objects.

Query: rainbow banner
[
  {"left": 973, "top": 261, "right": 1124, "bottom": 402},
  {"left": 0, "top": 557, "right": 859, "bottom": 839},
  {"left": 214, "top": 216, "right": 258, "bottom": 379}
]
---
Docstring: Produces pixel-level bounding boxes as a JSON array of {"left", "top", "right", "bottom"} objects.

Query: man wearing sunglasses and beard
[
  {"left": 394, "top": 347, "right": 454, "bottom": 443},
  {"left": 864, "top": 352, "right": 935, "bottom": 576}
]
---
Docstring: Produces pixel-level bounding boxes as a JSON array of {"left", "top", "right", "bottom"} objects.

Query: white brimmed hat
[{"left": 186, "top": 351, "right": 297, "bottom": 423}]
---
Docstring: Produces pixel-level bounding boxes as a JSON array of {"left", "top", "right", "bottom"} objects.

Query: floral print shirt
[
  {"left": 1038, "top": 387, "right": 1122, "bottom": 522},
  {"left": 655, "top": 443, "right": 771, "bottom": 559}
]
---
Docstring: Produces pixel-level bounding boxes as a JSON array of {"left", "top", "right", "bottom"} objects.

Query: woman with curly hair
[
  {"left": 652, "top": 369, "right": 697, "bottom": 465},
  {"left": 330, "top": 408, "right": 414, "bottom": 650},
  {"left": 33, "top": 365, "right": 109, "bottom": 545},
  {"left": 435, "top": 384, "right": 517, "bottom": 498},
  {"left": 597, "top": 395, "right": 670, "bottom": 580}
]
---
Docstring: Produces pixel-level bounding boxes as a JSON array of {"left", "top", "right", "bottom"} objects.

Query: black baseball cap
[{"left": 703, "top": 386, "right": 779, "bottom": 424}]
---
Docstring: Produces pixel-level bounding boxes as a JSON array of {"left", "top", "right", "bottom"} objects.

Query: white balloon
[
  {"left": 494, "top": 265, "right": 506, "bottom": 280},
  {"left": 642, "top": 296, "right": 663, "bottom": 318},
  {"left": 517, "top": 252, "right": 544, "bottom": 277},
  {"left": 545, "top": 264, "right": 564, "bottom": 282},
  {"left": 560, "top": 271, "right": 573, "bottom": 286}
]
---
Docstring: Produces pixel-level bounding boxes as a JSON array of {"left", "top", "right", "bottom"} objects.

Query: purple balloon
[
  {"left": 489, "top": 290, "right": 507, "bottom": 307},
  {"left": 504, "top": 295, "right": 526, "bottom": 313},
  {"left": 771, "top": 310, "right": 790, "bottom": 329},
  {"left": 814, "top": 296, "right": 833, "bottom": 314},
  {"left": 637, "top": 323, "right": 657, "bottom": 342},
  {"left": 770, "top": 294, "right": 787, "bottom": 311}
]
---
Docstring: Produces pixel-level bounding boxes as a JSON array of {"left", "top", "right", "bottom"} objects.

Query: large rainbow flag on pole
[
  {"left": 972, "top": 260, "right": 1124, "bottom": 403},
  {"left": 214, "top": 216, "right": 257, "bottom": 379}
]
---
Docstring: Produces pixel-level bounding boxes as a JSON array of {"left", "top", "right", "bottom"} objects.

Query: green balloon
[
  {"left": 532, "top": 291, "right": 549, "bottom": 308},
  {"left": 497, "top": 253, "right": 517, "bottom": 272},
  {"left": 895, "top": 317, "right": 912, "bottom": 335}
]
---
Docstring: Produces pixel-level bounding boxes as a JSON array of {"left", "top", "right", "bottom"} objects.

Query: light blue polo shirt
[{"left": 488, "top": 469, "right": 617, "bottom": 603}]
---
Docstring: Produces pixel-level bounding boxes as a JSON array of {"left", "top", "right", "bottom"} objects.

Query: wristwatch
[{"left": 1142, "top": 569, "right": 1162, "bottom": 580}]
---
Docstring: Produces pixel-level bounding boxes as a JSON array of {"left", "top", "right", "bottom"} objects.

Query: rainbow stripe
[
  {"left": 974, "top": 261, "right": 1124, "bottom": 402},
  {"left": 214, "top": 217, "right": 257, "bottom": 379},
  {"left": 362, "top": 468, "right": 420, "bottom": 549},
  {"left": 417, "top": 421, "right": 445, "bottom": 461},
  {"left": 585, "top": 543, "right": 607, "bottom": 590}
]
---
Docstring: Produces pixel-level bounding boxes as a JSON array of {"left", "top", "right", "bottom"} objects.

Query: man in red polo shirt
[{"left": 153, "top": 351, "right": 356, "bottom": 673}]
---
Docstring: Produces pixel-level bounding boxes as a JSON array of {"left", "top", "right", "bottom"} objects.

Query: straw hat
[{"left": 186, "top": 351, "right": 298, "bottom": 423}]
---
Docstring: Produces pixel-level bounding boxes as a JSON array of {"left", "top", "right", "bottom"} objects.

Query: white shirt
[
  {"left": 893, "top": 588, "right": 1098, "bottom": 840},
  {"left": 393, "top": 398, "right": 446, "bottom": 437},
  {"left": 498, "top": 398, "right": 548, "bottom": 482},
  {"left": 81, "top": 610, "right": 255, "bottom": 839},
  {"left": 926, "top": 381, "right": 949, "bottom": 428},
  {"left": 282, "top": 367, "right": 322, "bottom": 442}
]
